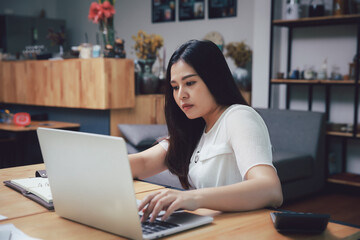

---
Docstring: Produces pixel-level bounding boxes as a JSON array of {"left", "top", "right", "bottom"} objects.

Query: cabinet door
[{"left": 110, "top": 95, "right": 166, "bottom": 136}]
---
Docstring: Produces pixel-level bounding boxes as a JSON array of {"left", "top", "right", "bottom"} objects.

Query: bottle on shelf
[
  {"left": 309, "top": 0, "right": 325, "bottom": 17},
  {"left": 285, "top": 0, "right": 300, "bottom": 20},
  {"left": 317, "top": 58, "right": 328, "bottom": 80},
  {"left": 333, "top": 0, "right": 348, "bottom": 16}
]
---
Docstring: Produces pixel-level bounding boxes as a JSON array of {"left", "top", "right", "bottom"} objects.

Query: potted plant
[
  {"left": 225, "top": 41, "right": 252, "bottom": 91},
  {"left": 132, "top": 30, "right": 164, "bottom": 94}
]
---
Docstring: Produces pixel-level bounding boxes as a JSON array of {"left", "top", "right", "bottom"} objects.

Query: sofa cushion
[
  {"left": 143, "top": 170, "right": 183, "bottom": 190},
  {"left": 118, "top": 124, "right": 168, "bottom": 150},
  {"left": 273, "top": 151, "right": 313, "bottom": 183}
]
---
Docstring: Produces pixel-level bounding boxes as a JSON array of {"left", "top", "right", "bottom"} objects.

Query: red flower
[
  {"left": 88, "top": 1, "right": 115, "bottom": 24},
  {"left": 102, "top": 1, "right": 115, "bottom": 19},
  {"left": 88, "top": 2, "right": 102, "bottom": 23}
]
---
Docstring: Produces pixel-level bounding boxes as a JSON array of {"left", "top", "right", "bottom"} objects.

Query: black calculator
[{"left": 270, "top": 211, "right": 330, "bottom": 233}]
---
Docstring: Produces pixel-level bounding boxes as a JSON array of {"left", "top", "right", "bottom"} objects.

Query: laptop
[{"left": 37, "top": 128, "right": 213, "bottom": 240}]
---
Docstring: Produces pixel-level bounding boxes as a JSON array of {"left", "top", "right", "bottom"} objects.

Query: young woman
[{"left": 129, "top": 40, "right": 283, "bottom": 223}]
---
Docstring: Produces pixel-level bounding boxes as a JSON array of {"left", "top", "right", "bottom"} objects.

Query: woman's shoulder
[{"left": 224, "top": 104, "right": 260, "bottom": 120}]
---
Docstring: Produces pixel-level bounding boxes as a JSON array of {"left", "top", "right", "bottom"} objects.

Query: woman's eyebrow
[
  {"left": 182, "top": 74, "right": 198, "bottom": 80},
  {"left": 170, "top": 74, "right": 198, "bottom": 83}
]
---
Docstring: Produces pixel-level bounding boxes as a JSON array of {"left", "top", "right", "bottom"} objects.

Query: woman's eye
[
  {"left": 186, "top": 81, "right": 196, "bottom": 86},
  {"left": 172, "top": 86, "right": 179, "bottom": 90}
]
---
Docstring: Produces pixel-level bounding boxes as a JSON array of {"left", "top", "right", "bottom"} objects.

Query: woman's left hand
[{"left": 138, "top": 189, "right": 199, "bottom": 222}]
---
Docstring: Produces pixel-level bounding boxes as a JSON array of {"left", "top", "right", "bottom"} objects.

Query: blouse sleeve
[
  {"left": 158, "top": 138, "right": 169, "bottom": 151},
  {"left": 225, "top": 107, "right": 274, "bottom": 180}
]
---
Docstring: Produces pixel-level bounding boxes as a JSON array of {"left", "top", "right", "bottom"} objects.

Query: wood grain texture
[
  {"left": 0, "top": 120, "right": 80, "bottom": 132},
  {"left": 110, "top": 94, "right": 166, "bottom": 136},
  {"left": 0, "top": 58, "right": 135, "bottom": 109},
  {"left": 1, "top": 164, "right": 360, "bottom": 239}
]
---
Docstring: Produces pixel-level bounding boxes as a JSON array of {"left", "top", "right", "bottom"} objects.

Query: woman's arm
[
  {"left": 139, "top": 165, "right": 283, "bottom": 222},
  {"left": 192, "top": 165, "right": 283, "bottom": 211},
  {"left": 129, "top": 143, "right": 168, "bottom": 179}
]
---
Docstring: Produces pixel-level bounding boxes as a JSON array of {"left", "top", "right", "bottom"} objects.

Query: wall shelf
[
  {"left": 269, "top": 2, "right": 360, "bottom": 187},
  {"left": 271, "top": 79, "right": 356, "bottom": 85},
  {"left": 326, "top": 131, "right": 357, "bottom": 138},
  {"left": 327, "top": 173, "right": 360, "bottom": 187},
  {"left": 273, "top": 14, "right": 360, "bottom": 28}
]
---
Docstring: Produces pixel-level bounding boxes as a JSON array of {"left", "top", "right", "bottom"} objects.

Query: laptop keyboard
[{"left": 141, "top": 219, "right": 179, "bottom": 235}]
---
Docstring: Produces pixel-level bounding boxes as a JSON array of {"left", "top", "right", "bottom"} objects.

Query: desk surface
[
  {"left": 0, "top": 164, "right": 164, "bottom": 220},
  {"left": 0, "top": 120, "right": 80, "bottom": 132},
  {"left": 1, "top": 164, "right": 359, "bottom": 240}
]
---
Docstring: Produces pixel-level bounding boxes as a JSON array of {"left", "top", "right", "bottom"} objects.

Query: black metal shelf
[
  {"left": 271, "top": 79, "right": 357, "bottom": 85},
  {"left": 273, "top": 14, "right": 360, "bottom": 28},
  {"left": 269, "top": 1, "right": 360, "bottom": 187}
]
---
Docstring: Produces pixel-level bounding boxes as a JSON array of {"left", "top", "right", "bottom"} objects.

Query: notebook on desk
[{"left": 37, "top": 128, "right": 213, "bottom": 240}]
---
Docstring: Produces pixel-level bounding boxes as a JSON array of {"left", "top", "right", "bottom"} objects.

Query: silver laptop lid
[{"left": 37, "top": 128, "right": 143, "bottom": 240}]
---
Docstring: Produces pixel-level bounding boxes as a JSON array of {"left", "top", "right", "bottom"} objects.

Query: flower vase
[
  {"left": 137, "top": 59, "right": 159, "bottom": 94},
  {"left": 233, "top": 67, "right": 251, "bottom": 91},
  {"left": 101, "top": 23, "right": 115, "bottom": 57}
]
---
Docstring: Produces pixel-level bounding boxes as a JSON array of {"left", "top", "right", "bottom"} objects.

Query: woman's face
[{"left": 170, "top": 60, "right": 221, "bottom": 122}]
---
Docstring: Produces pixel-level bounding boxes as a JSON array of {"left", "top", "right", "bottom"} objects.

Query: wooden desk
[
  {"left": 0, "top": 121, "right": 80, "bottom": 168},
  {"left": 0, "top": 121, "right": 80, "bottom": 132},
  {"left": 0, "top": 164, "right": 164, "bottom": 220},
  {"left": 1, "top": 165, "right": 359, "bottom": 240}
]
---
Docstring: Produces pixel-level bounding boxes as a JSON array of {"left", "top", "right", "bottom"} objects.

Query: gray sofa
[{"left": 118, "top": 108, "right": 326, "bottom": 202}]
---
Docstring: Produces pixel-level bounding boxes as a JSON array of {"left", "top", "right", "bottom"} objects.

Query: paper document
[{"left": 0, "top": 223, "right": 42, "bottom": 240}]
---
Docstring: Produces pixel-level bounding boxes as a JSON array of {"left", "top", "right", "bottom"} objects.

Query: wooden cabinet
[
  {"left": 0, "top": 58, "right": 135, "bottom": 109},
  {"left": 110, "top": 94, "right": 165, "bottom": 136},
  {"left": 269, "top": 13, "right": 360, "bottom": 186}
]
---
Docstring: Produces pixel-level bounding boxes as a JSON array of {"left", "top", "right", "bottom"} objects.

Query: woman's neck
[{"left": 203, "top": 105, "right": 228, "bottom": 133}]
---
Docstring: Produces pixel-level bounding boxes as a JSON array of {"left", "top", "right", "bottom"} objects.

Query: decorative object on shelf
[
  {"left": 285, "top": 0, "right": 300, "bottom": 20},
  {"left": 317, "top": 58, "right": 328, "bottom": 80},
  {"left": 304, "top": 67, "right": 316, "bottom": 80},
  {"left": 47, "top": 27, "right": 66, "bottom": 57},
  {"left": 137, "top": 59, "right": 159, "bottom": 94},
  {"left": 132, "top": 30, "right": 164, "bottom": 94},
  {"left": 289, "top": 69, "right": 300, "bottom": 79},
  {"left": 88, "top": 0, "right": 116, "bottom": 57},
  {"left": 157, "top": 48, "right": 167, "bottom": 94},
  {"left": 0, "top": 109, "right": 13, "bottom": 124},
  {"left": 225, "top": 41, "right": 252, "bottom": 91},
  {"left": 349, "top": 62, "right": 358, "bottom": 80},
  {"left": 203, "top": 31, "right": 224, "bottom": 51},
  {"left": 330, "top": 65, "right": 342, "bottom": 80},
  {"left": 79, "top": 43, "right": 93, "bottom": 59},
  {"left": 309, "top": 0, "right": 325, "bottom": 17},
  {"left": 13, "top": 112, "right": 31, "bottom": 127},
  {"left": 277, "top": 72, "right": 285, "bottom": 79},
  {"left": 333, "top": 0, "right": 348, "bottom": 15},
  {"left": 114, "top": 39, "right": 126, "bottom": 58}
]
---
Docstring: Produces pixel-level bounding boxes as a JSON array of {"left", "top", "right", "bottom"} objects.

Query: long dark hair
[{"left": 164, "top": 40, "right": 248, "bottom": 189}]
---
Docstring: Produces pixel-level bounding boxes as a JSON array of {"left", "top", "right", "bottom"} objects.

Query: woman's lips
[{"left": 182, "top": 104, "right": 193, "bottom": 111}]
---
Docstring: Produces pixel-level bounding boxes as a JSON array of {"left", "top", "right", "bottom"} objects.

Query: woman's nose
[{"left": 178, "top": 86, "right": 188, "bottom": 100}]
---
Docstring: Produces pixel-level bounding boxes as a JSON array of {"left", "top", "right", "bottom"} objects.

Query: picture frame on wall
[
  {"left": 179, "top": 0, "right": 205, "bottom": 21},
  {"left": 152, "top": 0, "right": 176, "bottom": 23},
  {"left": 208, "top": 0, "right": 237, "bottom": 19}
]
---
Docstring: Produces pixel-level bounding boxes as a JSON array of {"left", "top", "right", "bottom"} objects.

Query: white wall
[
  {"left": 252, "top": 0, "right": 271, "bottom": 108},
  {"left": 57, "top": 0, "right": 255, "bottom": 75}
]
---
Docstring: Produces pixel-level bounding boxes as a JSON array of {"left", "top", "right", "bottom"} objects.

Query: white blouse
[{"left": 159, "top": 104, "right": 274, "bottom": 189}]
